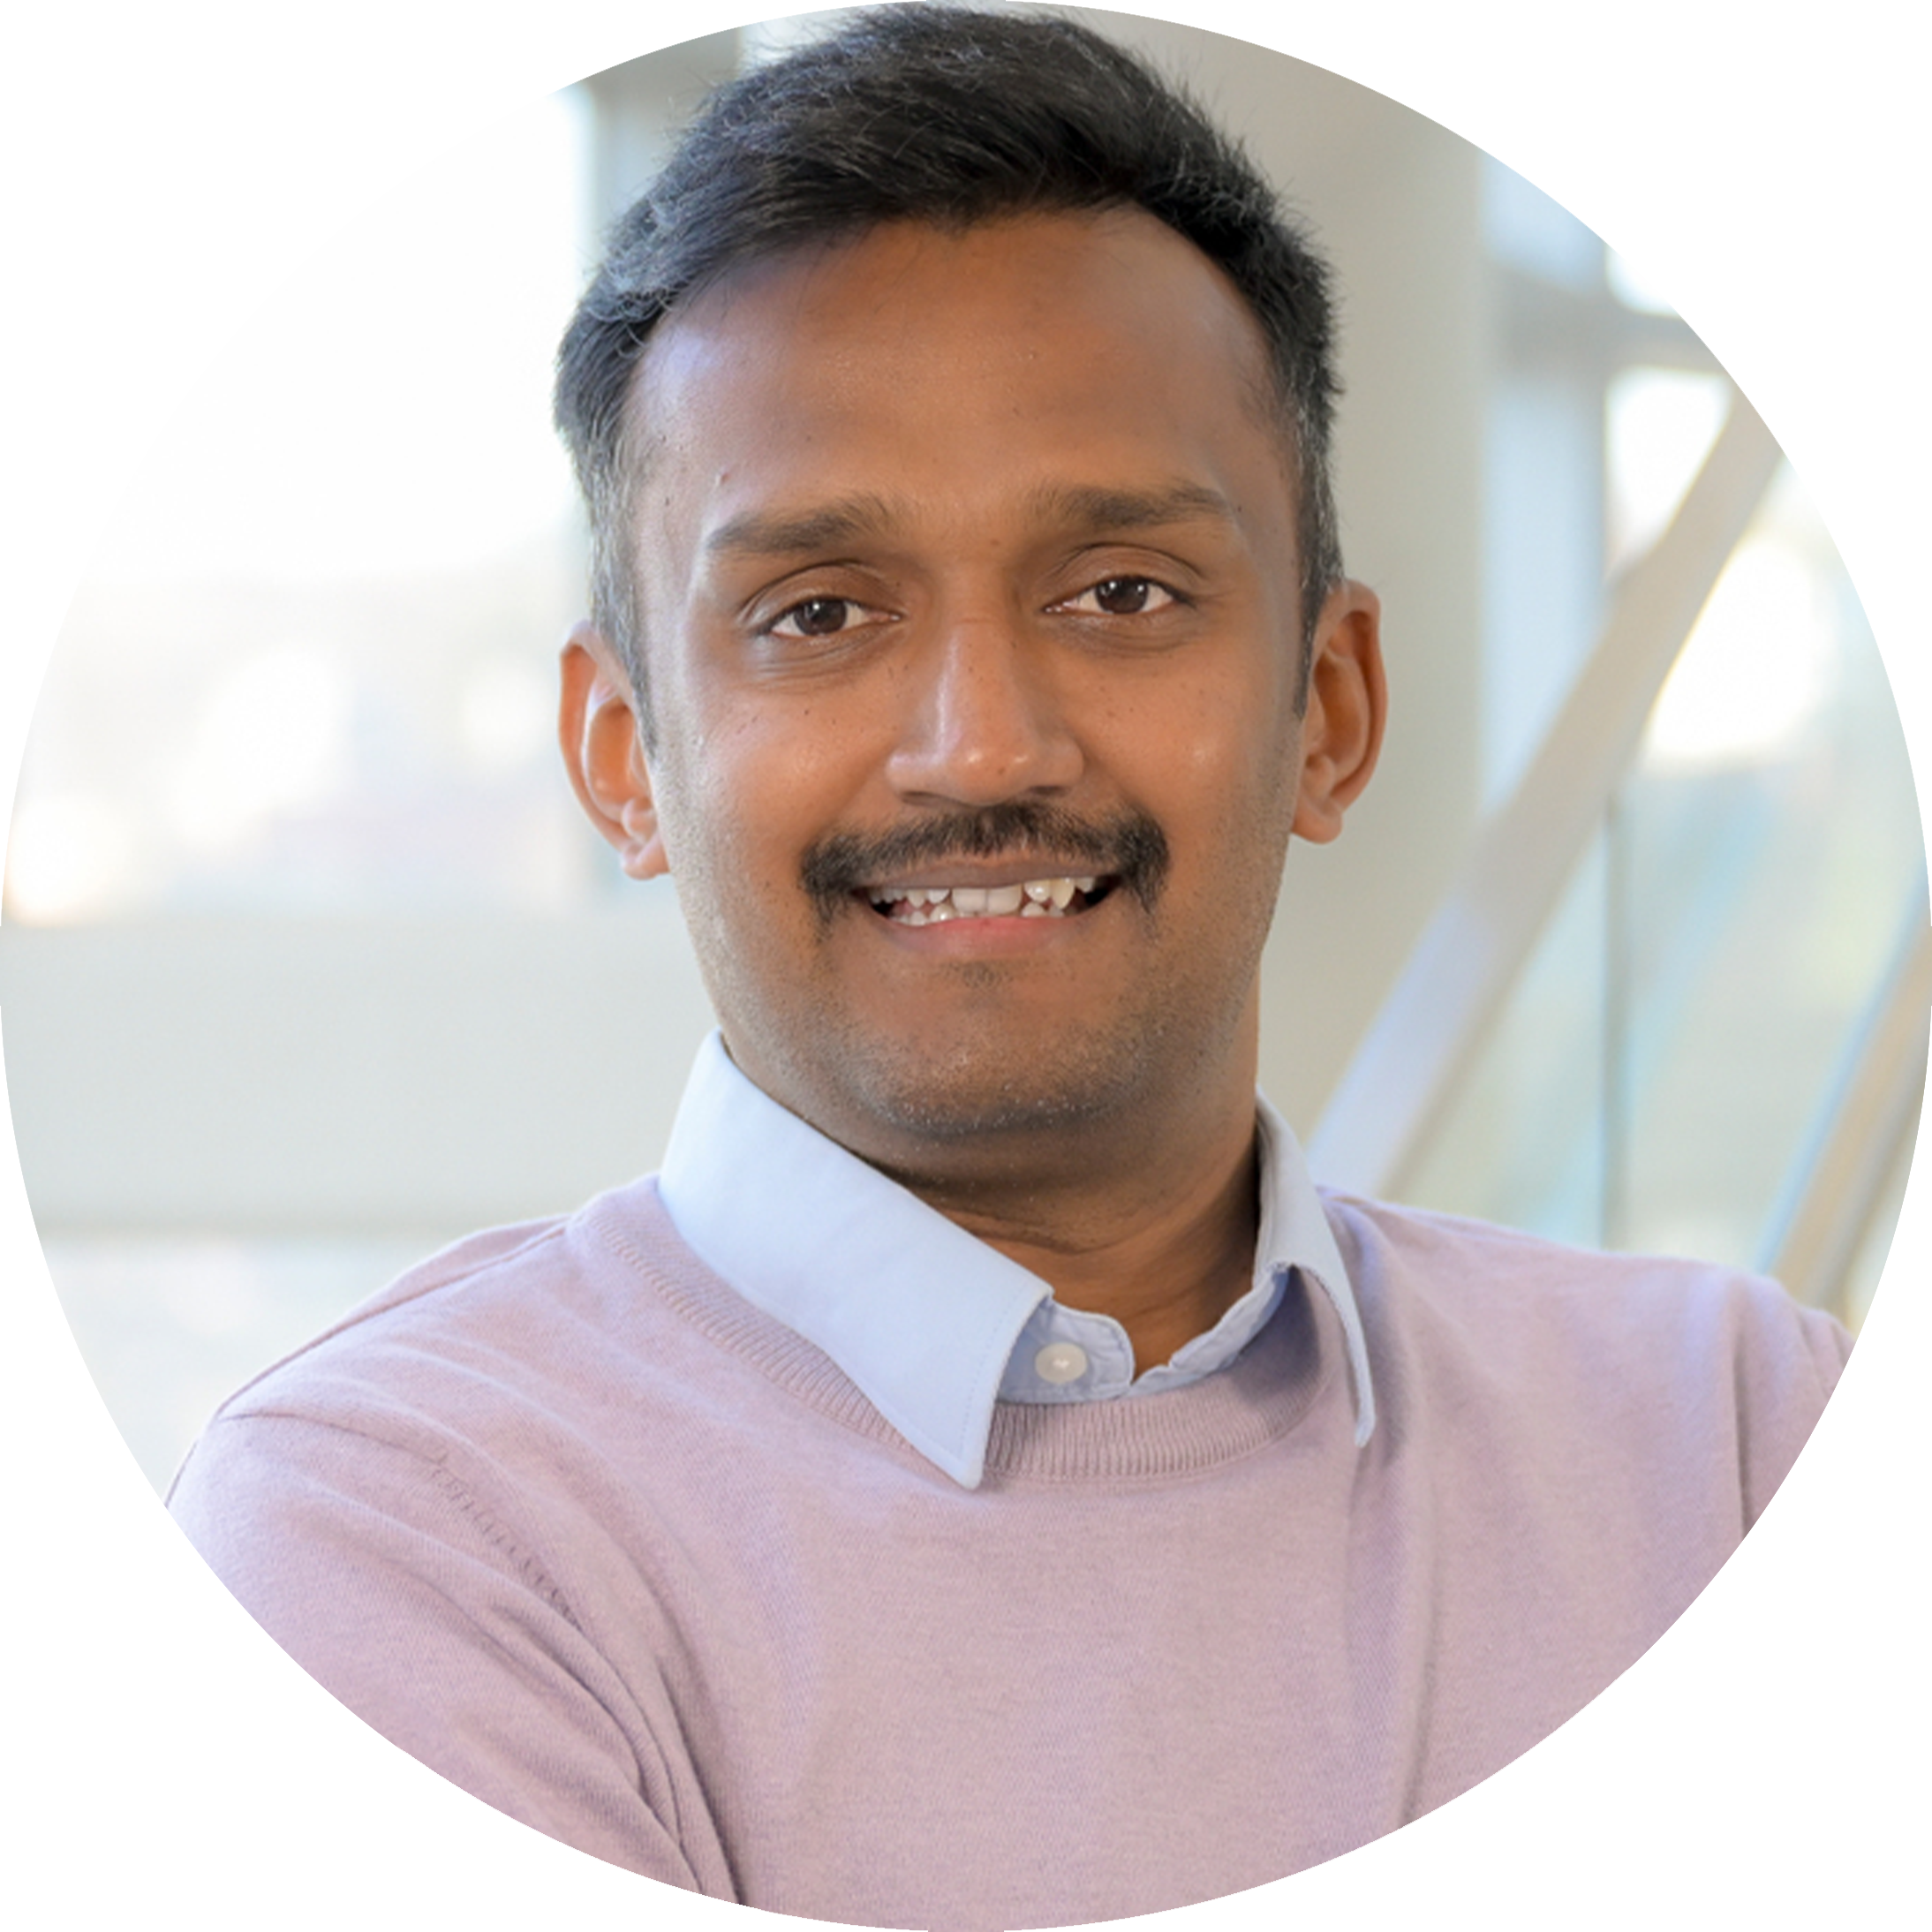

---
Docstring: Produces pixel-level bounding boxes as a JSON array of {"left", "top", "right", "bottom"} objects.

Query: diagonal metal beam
[
  {"left": 1313, "top": 368, "right": 1932, "bottom": 1197},
  {"left": 1762, "top": 896, "right": 1932, "bottom": 1317}
]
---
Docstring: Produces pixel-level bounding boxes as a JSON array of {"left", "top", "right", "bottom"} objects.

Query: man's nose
[{"left": 884, "top": 615, "right": 1084, "bottom": 807}]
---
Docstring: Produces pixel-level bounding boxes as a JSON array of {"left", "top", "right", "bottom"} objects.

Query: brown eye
[
  {"left": 773, "top": 598, "right": 856, "bottom": 638},
  {"left": 1093, "top": 577, "right": 1154, "bottom": 614},
  {"left": 1058, "top": 576, "right": 1181, "bottom": 618}
]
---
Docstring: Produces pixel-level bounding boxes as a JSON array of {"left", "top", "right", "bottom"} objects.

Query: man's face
[{"left": 568, "top": 208, "right": 1379, "bottom": 1181}]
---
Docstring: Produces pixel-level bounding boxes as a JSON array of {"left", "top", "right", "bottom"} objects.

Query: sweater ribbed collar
[{"left": 657, "top": 1031, "right": 1375, "bottom": 1488}]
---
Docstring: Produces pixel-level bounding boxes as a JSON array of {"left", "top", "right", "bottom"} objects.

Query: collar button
[{"left": 1033, "top": 1341, "right": 1090, "bottom": 1386}]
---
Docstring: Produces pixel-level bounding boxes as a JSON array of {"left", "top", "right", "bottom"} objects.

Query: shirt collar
[{"left": 657, "top": 1030, "right": 1375, "bottom": 1488}]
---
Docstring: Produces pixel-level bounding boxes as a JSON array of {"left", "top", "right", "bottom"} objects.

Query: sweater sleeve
[
  {"left": 1734, "top": 1284, "right": 1854, "bottom": 1529},
  {"left": 168, "top": 1408, "right": 710, "bottom": 1892}
]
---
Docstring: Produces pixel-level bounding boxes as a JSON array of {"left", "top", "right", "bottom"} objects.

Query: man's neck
[{"left": 879, "top": 1087, "right": 1264, "bottom": 1377}]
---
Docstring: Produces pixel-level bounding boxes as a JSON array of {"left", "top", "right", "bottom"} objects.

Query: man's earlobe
[
  {"left": 558, "top": 622, "right": 668, "bottom": 880},
  {"left": 1292, "top": 582, "right": 1387, "bottom": 846}
]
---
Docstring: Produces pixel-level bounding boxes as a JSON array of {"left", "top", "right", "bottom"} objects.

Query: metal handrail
[
  {"left": 1762, "top": 894, "right": 1932, "bottom": 1317},
  {"left": 1309, "top": 393, "right": 1785, "bottom": 1198}
]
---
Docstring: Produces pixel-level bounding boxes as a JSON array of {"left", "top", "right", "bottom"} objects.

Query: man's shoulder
[
  {"left": 164, "top": 1174, "right": 782, "bottom": 1602},
  {"left": 1320, "top": 1187, "right": 1845, "bottom": 1344},
  {"left": 1321, "top": 1182, "right": 1846, "bottom": 1414},
  {"left": 177, "top": 1178, "right": 706, "bottom": 1463},
  {"left": 215, "top": 1208, "right": 576, "bottom": 1396}
]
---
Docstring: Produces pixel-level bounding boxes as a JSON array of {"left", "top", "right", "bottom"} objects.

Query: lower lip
[{"left": 857, "top": 900, "right": 1106, "bottom": 955}]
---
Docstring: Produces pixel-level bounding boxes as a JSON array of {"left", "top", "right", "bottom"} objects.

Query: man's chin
[{"left": 807, "top": 1025, "right": 1163, "bottom": 1160}]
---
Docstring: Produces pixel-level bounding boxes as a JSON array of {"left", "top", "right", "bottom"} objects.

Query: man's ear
[
  {"left": 1292, "top": 580, "right": 1387, "bottom": 845},
  {"left": 558, "top": 621, "right": 668, "bottom": 880}
]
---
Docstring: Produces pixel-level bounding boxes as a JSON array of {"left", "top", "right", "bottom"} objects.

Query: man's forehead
[
  {"left": 625, "top": 209, "right": 1280, "bottom": 449},
  {"left": 617, "top": 208, "right": 1293, "bottom": 551}
]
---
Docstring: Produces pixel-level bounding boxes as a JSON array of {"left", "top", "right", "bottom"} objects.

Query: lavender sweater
[{"left": 169, "top": 1179, "right": 1847, "bottom": 1928}]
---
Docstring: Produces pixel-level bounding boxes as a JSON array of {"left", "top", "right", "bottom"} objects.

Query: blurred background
[{"left": 4, "top": 8, "right": 1922, "bottom": 1492}]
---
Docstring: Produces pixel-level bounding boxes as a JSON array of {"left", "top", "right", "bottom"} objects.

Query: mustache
[{"left": 800, "top": 802, "right": 1172, "bottom": 920}]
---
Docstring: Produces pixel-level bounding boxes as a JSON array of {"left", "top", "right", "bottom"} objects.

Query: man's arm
[{"left": 169, "top": 1408, "right": 715, "bottom": 1893}]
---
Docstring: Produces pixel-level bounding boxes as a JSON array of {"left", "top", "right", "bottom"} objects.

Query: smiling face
[{"left": 562, "top": 208, "right": 1384, "bottom": 1189}]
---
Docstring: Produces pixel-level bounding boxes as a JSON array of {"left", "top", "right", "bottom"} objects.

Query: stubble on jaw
[
  {"left": 789, "top": 802, "right": 1179, "bottom": 1147},
  {"left": 744, "top": 884, "right": 1277, "bottom": 1191},
  {"left": 650, "top": 712, "right": 1302, "bottom": 1188}
]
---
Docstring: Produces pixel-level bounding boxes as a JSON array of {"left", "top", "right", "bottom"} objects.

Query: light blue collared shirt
[{"left": 657, "top": 1032, "right": 1376, "bottom": 1488}]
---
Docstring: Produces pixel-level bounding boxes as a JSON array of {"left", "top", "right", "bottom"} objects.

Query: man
[{"left": 169, "top": 11, "right": 1848, "bottom": 1926}]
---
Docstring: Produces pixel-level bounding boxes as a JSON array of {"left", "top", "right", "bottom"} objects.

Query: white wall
[{"left": 3, "top": 899, "right": 712, "bottom": 1233}]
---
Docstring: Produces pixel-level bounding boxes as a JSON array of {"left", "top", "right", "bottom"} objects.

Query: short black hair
[{"left": 555, "top": 5, "right": 1343, "bottom": 725}]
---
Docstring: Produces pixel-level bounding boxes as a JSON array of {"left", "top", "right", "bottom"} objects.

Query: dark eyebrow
[
  {"left": 1023, "top": 480, "right": 1241, "bottom": 535},
  {"left": 704, "top": 494, "right": 899, "bottom": 561},
  {"left": 703, "top": 480, "right": 1240, "bottom": 564}
]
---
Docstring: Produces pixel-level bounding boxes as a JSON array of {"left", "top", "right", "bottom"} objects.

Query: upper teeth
[{"left": 869, "top": 876, "right": 1098, "bottom": 923}]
